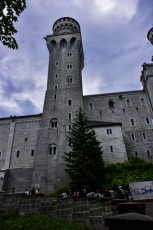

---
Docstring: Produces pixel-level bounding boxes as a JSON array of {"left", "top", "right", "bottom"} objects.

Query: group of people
[
  {"left": 24, "top": 187, "right": 40, "bottom": 195},
  {"left": 61, "top": 186, "right": 134, "bottom": 201}
]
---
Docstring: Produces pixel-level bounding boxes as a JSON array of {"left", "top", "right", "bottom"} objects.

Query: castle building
[{"left": 0, "top": 17, "right": 153, "bottom": 194}]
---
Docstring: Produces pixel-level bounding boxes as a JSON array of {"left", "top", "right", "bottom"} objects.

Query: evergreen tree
[{"left": 64, "top": 107, "right": 105, "bottom": 191}]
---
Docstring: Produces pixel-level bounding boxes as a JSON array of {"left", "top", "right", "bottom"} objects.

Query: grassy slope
[{"left": 0, "top": 212, "right": 89, "bottom": 230}]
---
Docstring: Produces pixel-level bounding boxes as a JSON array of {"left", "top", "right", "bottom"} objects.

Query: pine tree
[{"left": 64, "top": 107, "right": 105, "bottom": 191}]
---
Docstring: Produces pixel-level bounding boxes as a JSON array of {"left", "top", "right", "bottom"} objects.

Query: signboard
[{"left": 129, "top": 181, "right": 153, "bottom": 200}]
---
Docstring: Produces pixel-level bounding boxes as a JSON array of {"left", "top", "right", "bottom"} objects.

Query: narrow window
[
  {"left": 147, "top": 150, "right": 150, "bottom": 156},
  {"left": 146, "top": 117, "right": 149, "bottom": 124},
  {"left": 69, "top": 124, "right": 72, "bottom": 130},
  {"left": 53, "top": 147, "right": 56, "bottom": 155},
  {"left": 55, "top": 61, "right": 59, "bottom": 66},
  {"left": 89, "top": 102, "right": 94, "bottom": 110},
  {"left": 99, "top": 111, "right": 102, "bottom": 115},
  {"left": 123, "top": 108, "right": 125, "bottom": 113},
  {"left": 131, "top": 134, "right": 135, "bottom": 141},
  {"left": 55, "top": 74, "right": 58, "bottom": 78},
  {"left": 16, "top": 151, "right": 20, "bottom": 158},
  {"left": 54, "top": 85, "right": 58, "bottom": 90},
  {"left": 54, "top": 94, "right": 56, "bottom": 100},
  {"left": 127, "top": 99, "right": 131, "bottom": 107},
  {"left": 69, "top": 113, "right": 72, "bottom": 121},
  {"left": 143, "top": 133, "right": 146, "bottom": 140},
  {"left": 31, "top": 150, "right": 34, "bottom": 157},
  {"left": 49, "top": 147, "right": 52, "bottom": 155},
  {"left": 110, "top": 129, "right": 112, "bottom": 134},
  {"left": 135, "top": 150, "right": 138, "bottom": 157},
  {"left": 68, "top": 99, "right": 72, "bottom": 106},
  {"left": 110, "top": 146, "right": 113, "bottom": 152},
  {"left": 141, "top": 98, "right": 144, "bottom": 105},
  {"left": 107, "top": 129, "right": 109, "bottom": 134},
  {"left": 0, "top": 151, "right": 1, "bottom": 158},
  {"left": 131, "top": 119, "right": 134, "bottom": 126}
]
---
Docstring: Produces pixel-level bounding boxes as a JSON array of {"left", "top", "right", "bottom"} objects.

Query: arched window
[
  {"left": 134, "top": 150, "right": 138, "bottom": 157},
  {"left": 50, "top": 40, "right": 57, "bottom": 52},
  {"left": 67, "top": 76, "right": 73, "bottom": 83},
  {"left": 131, "top": 119, "right": 134, "bottom": 126},
  {"left": 54, "top": 85, "right": 58, "bottom": 90},
  {"left": 89, "top": 102, "right": 94, "bottom": 110},
  {"left": 126, "top": 99, "right": 131, "bottom": 107},
  {"left": 49, "top": 144, "right": 57, "bottom": 156},
  {"left": 109, "top": 100, "right": 115, "bottom": 108},
  {"left": 70, "top": 37, "right": 77, "bottom": 50},
  {"left": 140, "top": 98, "right": 144, "bottom": 105},
  {"left": 50, "top": 118, "right": 58, "bottom": 128},
  {"left": 60, "top": 38, "right": 67, "bottom": 51}
]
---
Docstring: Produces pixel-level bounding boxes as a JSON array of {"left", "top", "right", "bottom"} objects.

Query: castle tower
[
  {"left": 140, "top": 27, "right": 153, "bottom": 113},
  {"left": 32, "top": 17, "right": 84, "bottom": 194}
]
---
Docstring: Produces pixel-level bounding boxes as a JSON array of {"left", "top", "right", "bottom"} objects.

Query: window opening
[
  {"left": 16, "top": 150, "right": 20, "bottom": 158},
  {"left": 54, "top": 85, "right": 58, "bottom": 90},
  {"left": 109, "top": 100, "right": 115, "bottom": 108},
  {"left": 131, "top": 119, "right": 134, "bottom": 126},
  {"left": 131, "top": 134, "right": 135, "bottom": 140},
  {"left": 146, "top": 117, "right": 149, "bottom": 124},
  {"left": 55, "top": 61, "right": 59, "bottom": 66},
  {"left": 147, "top": 150, "right": 150, "bottom": 156},
  {"left": 31, "top": 150, "right": 34, "bottom": 157},
  {"left": 127, "top": 99, "right": 131, "bottom": 107},
  {"left": 69, "top": 113, "right": 72, "bottom": 121},
  {"left": 51, "top": 119, "right": 58, "bottom": 128},
  {"left": 141, "top": 98, "right": 144, "bottom": 105},
  {"left": 135, "top": 150, "right": 138, "bottom": 157},
  {"left": 68, "top": 99, "right": 72, "bottom": 106},
  {"left": 143, "top": 133, "right": 146, "bottom": 140},
  {"left": 89, "top": 103, "right": 94, "bottom": 110},
  {"left": 110, "top": 146, "right": 113, "bottom": 152}
]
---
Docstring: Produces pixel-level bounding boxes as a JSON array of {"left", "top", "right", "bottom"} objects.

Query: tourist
[
  {"left": 117, "top": 186, "right": 125, "bottom": 199},
  {"left": 25, "top": 189, "right": 29, "bottom": 195}
]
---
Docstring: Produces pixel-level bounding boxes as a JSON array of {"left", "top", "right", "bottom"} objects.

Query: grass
[{"left": 0, "top": 212, "right": 89, "bottom": 230}]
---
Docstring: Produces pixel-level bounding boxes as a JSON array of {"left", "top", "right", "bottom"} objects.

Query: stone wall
[
  {"left": 0, "top": 193, "right": 118, "bottom": 230},
  {"left": 1, "top": 193, "right": 153, "bottom": 230}
]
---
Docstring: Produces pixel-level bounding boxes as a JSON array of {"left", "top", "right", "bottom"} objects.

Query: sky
[{"left": 0, "top": 0, "right": 153, "bottom": 118}]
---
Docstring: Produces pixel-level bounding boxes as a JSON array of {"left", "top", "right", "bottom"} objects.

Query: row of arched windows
[{"left": 50, "top": 37, "right": 77, "bottom": 51}]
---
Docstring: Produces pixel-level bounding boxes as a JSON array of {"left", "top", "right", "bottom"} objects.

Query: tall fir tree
[{"left": 64, "top": 107, "right": 105, "bottom": 191}]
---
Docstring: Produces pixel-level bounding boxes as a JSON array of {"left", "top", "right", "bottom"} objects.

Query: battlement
[{"left": 52, "top": 17, "right": 80, "bottom": 35}]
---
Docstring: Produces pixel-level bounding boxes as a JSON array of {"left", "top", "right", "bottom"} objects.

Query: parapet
[{"left": 52, "top": 17, "right": 80, "bottom": 35}]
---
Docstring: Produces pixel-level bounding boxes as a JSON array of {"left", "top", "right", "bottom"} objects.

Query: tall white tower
[{"left": 32, "top": 17, "right": 84, "bottom": 194}]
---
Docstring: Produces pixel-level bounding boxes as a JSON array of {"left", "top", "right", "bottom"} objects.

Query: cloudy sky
[{"left": 0, "top": 0, "right": 153, "bottom": 118}]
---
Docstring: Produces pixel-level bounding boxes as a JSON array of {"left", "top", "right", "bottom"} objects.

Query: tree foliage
[
  {"left": 64, "top": 107, "right": 105, "bottom": 191},
  {"left": 0, "top": 0, "right": 26, "bottom": 49},
  {"left": 104, "top": 157, "right": 153, "bottom": 189}
]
